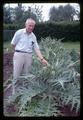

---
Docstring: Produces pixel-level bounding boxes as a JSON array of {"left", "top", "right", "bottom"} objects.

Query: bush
[{"left": 34, "top": 21, "right": 80, "bottom": 42}]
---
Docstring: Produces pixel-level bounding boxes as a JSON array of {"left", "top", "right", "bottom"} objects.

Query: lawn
[
  {"left": 63, "top": 42, "right": 80, "bottom": 51},
  {"left": 4, "top": 41, "right": 12, "bottom": 53}
]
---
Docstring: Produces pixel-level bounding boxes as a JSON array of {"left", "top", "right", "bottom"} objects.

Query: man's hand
[
  {"left": 41, "top": 58, "right": 48, "bottom": 65},
  {"left": 34, "top": 49, "right": 49, "bottom": 65}
]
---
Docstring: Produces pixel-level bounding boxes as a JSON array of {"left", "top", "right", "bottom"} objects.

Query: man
[{"left": 11, "top": 18, "right": 48, "bottom": 80}]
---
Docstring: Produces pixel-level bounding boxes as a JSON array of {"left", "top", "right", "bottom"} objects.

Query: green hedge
[
  {"left": 3, "top": 21, "right": 80, "bottom": 42},
  {"left": 34, "top": 21, "right": 80, "bottom": 42},
  {"left": 3, "top": 24, "right": 22, "bottom": 41}
]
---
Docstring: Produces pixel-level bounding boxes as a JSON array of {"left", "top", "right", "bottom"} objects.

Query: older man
[{"left": 11, "top": 18, "right": 48, "bottom": 80}]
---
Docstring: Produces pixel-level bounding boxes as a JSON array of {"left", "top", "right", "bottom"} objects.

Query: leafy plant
[{"left": 5, "top": 37, "right": 80, "bottom": 116}]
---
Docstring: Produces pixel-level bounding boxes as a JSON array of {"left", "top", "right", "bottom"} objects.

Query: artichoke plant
[{"left": 5, "top": 37, "right": 80, "bottom": 116}]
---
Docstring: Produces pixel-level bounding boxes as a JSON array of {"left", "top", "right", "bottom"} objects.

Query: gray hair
[{"left": 25, "top": 18, "right": 36, "bottom": 25}]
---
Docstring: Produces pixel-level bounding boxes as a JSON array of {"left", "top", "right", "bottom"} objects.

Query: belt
[{"left": 15, "top": 50, "right": 29, "bottom": 53}]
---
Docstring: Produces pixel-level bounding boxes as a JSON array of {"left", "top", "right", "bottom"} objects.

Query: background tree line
[
  {"left": 3, "top": 3, "right": 80, "bottom": 25},
  {"left": 3, "top": 3, "right": 43, "bottom": 25},
  {"left": 49, "top": 4, "right": 80, "bottom": 22},
  {"left": 3, "top": 3, "right": 80, "bottom": 42}
]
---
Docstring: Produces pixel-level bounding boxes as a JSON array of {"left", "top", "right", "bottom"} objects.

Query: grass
[
  {"left": 3, "top": 41, "right": 80, "bottom": 53},
  {"left": 63, "top": 42, "right": 80, "bottom": 51},
  {"left": 3, "top": 41, "right": 13, "bottom": 53}
]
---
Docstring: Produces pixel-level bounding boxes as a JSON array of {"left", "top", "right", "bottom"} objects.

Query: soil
[
  {"left": 59, "top": 105, "right": 80, "bottom": 116},
  {"left": 3, "top": 52, "right": 13, "bottom": 81},
  {"left": 3, "top": 52, "right": 80, "bottom": 116}
]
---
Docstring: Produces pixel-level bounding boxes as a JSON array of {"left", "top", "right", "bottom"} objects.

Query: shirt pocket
[{"left": 28, "top": 39, "right": 34, "bottom": 49}]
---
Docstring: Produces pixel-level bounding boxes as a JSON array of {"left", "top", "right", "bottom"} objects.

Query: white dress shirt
[{"left": 11, "top": 28, "right": 39, "bottom": 53}]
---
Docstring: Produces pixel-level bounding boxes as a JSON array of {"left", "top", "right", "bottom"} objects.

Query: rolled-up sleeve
[
  {"left": 33, "top": 36, "right": 40, "bottom": 50},
  {"left": 11, "top": 31, "right": 20, "bottom": 45}
]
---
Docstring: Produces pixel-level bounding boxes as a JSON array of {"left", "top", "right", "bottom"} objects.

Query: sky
[{"left": 5, "top": 3, "right": 80, "bottom": 21}]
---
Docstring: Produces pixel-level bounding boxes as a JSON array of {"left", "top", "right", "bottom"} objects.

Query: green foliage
[
  {"left": 3, "top": 24, "right": 21, "bottom": 42},
  {"left": 3, "top": 24, "right": 21, "bottom": 30},
  {"left": 5, "top": 37, "right": 80, "bottom": 116},
  {"left": 3, "top": 5, "right": 13, "bottom": 24},
  {"left": 69, "top": 49, "right": 80, "bottom": 73},
  {"left": 3, "top": 4, "right": 43, "bottom": 24},
  {"left": 49, "top": 4, "right": 78, "bottom": 22},
  {"left": 3, "top": 21, "right": 80, "bottom": 42},
  {"left": 34, "top": 21, "right": 80, "bottom": 42}
]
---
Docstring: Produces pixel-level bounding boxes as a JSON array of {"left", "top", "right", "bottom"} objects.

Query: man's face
[{"left": 25, "top": 21, "right": 35, "bottom": 33}]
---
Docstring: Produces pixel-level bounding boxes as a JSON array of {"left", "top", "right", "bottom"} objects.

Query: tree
[
  {"left": 75, "top": 4, "right": 80, "bottom": 21},
  {"left": 49, "top": 4, "right": 77, "bottom": 22},
  {"left": 76, "top": 10, "right": 80, "bottom": 20},
  {"left": 63, "top": 4, "right": 76, "bottom": 21},
  {"left": 14, "top": 3, "right": 24, "bottom": 24},
  {"left": 49, "top": 6, "right": 59, "bottom": 22},
  {"left": 57, "top": 6, "right": 65, "bottom": 21},
  {"left": 3, "top": 4, "right": 12, "bottom": 24},
  {"left": 23, "top": 6, "right": 39, "bottom": 23},
  {"left": 3, "top": 4, "right": 44, "bottom": 25},
  {"left": 34, "top": 5, "right": 43, "bottom": 22},
  {"left": 23, "top": 5, "right": 43, "bottom": 23}
]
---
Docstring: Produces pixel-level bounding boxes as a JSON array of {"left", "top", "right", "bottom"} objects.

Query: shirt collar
[
  {"left": 23, "top": 28, "right": 32, "bottom": 36},
  {"left": 23, "top": 28, "right": 27, "bottom": 34}
]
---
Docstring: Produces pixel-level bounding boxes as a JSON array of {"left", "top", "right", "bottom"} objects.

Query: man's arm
[
  {"left": 11, "top": 44, "right": 15, "bottom": 52},
  {"left": 11, "top": 30, "right": 20, "bottom": 52},
  {"left": 34, "top": 49, "right": 48, "bottom": 65}
]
